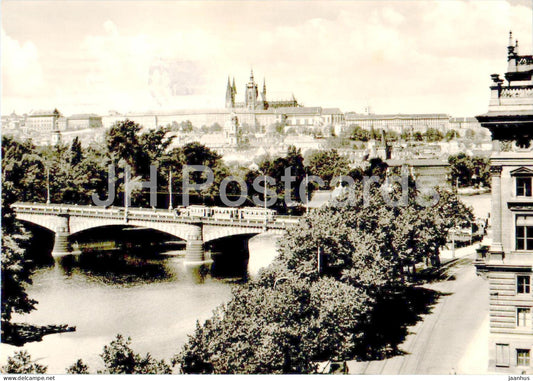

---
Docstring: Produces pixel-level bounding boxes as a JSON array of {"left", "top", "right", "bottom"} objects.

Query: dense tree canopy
[
  {"left": 448, "top": 153, "right": 490, "bottom": 188},
  {"left": 305, "top": 149, "right": 350, "bottom": 189},
  {"left": 175, "top": 176, "right": 473, "bottom": 373}
]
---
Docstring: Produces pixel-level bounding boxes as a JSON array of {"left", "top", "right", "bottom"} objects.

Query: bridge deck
[{"left": 12, "top": 202, "right": 300, "bottom": 229}]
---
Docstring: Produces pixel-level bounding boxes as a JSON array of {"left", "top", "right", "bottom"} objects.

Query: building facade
[
  {"left": 25, "top": 109, "right": 62, "bottom": 132},
  {"left": 345, "top": 113, "right": 451, "bottom": 134},
  {"left": 475, "top": 31, "right": 533, "bottom": 374},
  {"left": 67, "top": 114, "right": 103, "bottom": 130}
]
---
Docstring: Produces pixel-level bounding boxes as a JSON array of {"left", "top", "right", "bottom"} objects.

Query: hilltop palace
[{"left": 3, "top": 69, "right": 487, "bottom": 153}]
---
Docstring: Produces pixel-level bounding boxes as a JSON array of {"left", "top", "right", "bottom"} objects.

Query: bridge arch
[
  {"left": 68, "top": 217, "right": 193, "bottom": 242},
  {"left": 18, "top": 219, "right": 55, "bottom": 235},
  {"left": 203, "top": 225, "right": 266, "bottom": 243}
]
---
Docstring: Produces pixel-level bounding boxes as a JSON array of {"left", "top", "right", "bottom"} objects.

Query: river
[{"left": 0, "top": 252, "right": 240, "bottom": 373}]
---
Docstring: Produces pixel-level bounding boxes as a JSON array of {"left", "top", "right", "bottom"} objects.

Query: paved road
[{"left": 349, "top": 252, "right": 489, "bottom": 375}]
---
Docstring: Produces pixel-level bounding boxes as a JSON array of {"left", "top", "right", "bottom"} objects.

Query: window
[
  {"left": 517, "top": 178, "right": 532, "bottom": 197},
  {"left": 496, "top": 344, "right": 510, "bottom": 367},
  {"left": 517, "top": 216, "right": 533, "bottom": 251},
  {"left": 517, "top": 276, "right": 531, "bottom": 294},
  {"left": 517, "top": 349, "right": 530, "bottom": 367},
  {"left": 516, "top": 227, "right": 533, "bottom": 251},
  {"left": 517, "top": 307, "right": 531, "bottom": 327}
]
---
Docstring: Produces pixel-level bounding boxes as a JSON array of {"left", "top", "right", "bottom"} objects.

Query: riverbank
[{"left": 1, "top": 322, "right": 76, "bottom": 346}]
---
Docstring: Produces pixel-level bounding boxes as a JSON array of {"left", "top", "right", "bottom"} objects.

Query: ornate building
[
  {"left": 225, "top": 70, "right": 299, "bottom": 110},
  {"left": 475, "top": 31, "right": 533, "bottom": 373}
]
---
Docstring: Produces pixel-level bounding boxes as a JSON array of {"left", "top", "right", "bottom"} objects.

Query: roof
[
  {"left": 29, "top": 109, "right": 61, "bottom": 117},
  {"left": 477, "top": 110, "right": 533, "bottom": 118},
  {"left": 275, "top": 107, "right": 322, "bottom": 115},
  {"left": 322, "top": 108, "right": 343, "bottom": 114},
  {"left": 449, "top": 117, "right": 478, "bottom": 123},
  {"left": 68, "top": 113, "right": 101, "bottom": 119},
  {"left": 346, "top": 113, "right": 450, "bottom": 121},
  {"left": 386, "top": 159, "right": 449, "bottom": 167}
]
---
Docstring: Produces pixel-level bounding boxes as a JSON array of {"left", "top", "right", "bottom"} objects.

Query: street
[{"left": 348, "top": 250, "right": 489, "bottom": 374}]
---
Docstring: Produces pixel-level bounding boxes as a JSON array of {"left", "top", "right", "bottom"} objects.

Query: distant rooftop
[
  {"left": 322, "top": 108, "right": 343, "bottom": 114},
  {"left": 275, "top": 107, "right": 322, "bottom": 115},
  {"left": 29, "top": 109, "right": 61, "bottom": 117},
  {"left": 68, "top": 113, "right": 101, "bottom": 119},
  {"left": 346, "top": 113, "right": 450, "bottom": 120}
]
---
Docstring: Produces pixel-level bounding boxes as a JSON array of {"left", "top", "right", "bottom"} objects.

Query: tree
[
  {"left": 247, "top": 146, "right": 306, "bottom": 212},
  {"left": 175, "top": 173, "right": 473, "bottom": 374},
  {"left": 69, "top": 136, "right": 83, "bottom": 166},
  {"left": 424, "top": 128, "right": 444, "bottom": 142},
  {"left": 66, "top": 359, "right": 90, "bottom": 374},
  {"left": 448, "top": 153, "right": 490, "bottom": 188},
  {"left": 1, "top": 351, "right": 47, "bottom": 374},
  {"left": 1, "top": 139, "right": 38, "bottom": 323},
  {"left": 65, "top": 335, "right": 173, "bottom": 374},
  {"left": 175, "top": 277, "right": 371, "bottom": 374},
  {"left": 105, "top": 119, "right": 142, "bottom": 167},
  {"left": 98, "top": 334, "right": 172, "bottom": 374},
  {"left": 305, "top": 149, "right": 350, "bottom": 189},
  {"left": 1, "top": 227, "right": 36, "bottom": 322},
  {"left": 2, "top": 136, "right": 46, "bottom": 204},
  {"left": 179, "top": 120, "right": 194, "bottom": 132},
  {"left": 348, "top": 125, "right": 370, "bottom": 142},
  {"left": 445, "top": 129, "right": 459, "bottom": 141}
]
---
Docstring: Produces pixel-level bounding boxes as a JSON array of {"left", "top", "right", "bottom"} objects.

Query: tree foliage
[
  {"left": 175, "top": 176, "right": 473, "bottom": 373},
  {"left": 1, "top": 351, "right": 47, "bottom": 374},
  {"left": 305, "top": 149, "right": 350, "bottom": 189},
  {"left": 448, "top": 153, "right": 490, "bottom": 188},
  {"left": 98, "top": 334, "right": 172, "bottom": 374},
  {"left": 1, "top": 137, "right": 38, "bottom": 322},
  {"left": 175, "top": 277, "right": 371, "bottom": 374},
  {"left": 66, "top": 359, "right": 90, "bottom": 374}
]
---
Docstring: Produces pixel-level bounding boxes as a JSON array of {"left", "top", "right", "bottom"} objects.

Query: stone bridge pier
[
  {"left": 183, "top": 224, "right": 212, "bottom": 268},
  {"left": 51, "top": 215, "right": 77, "bottom": 258}
]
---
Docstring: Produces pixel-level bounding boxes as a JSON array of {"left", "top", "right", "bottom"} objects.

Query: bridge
[{"left": 12, "top": 202, "right": 299, "bottom": 266}]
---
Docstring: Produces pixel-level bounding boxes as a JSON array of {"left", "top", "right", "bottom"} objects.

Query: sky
[{"left": 1, "top": 0, "right": 532, "bottom": 117}]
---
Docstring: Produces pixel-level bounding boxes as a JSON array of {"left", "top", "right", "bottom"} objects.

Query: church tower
[
  {"left": 245, "top": 69, "right": 259, "bottom": 110},
  {"left": 261, "top": 78, "right": 268, "bottom": 109},
  {"left": 225, "top": 76, "right": 235, "bottom": 108}
]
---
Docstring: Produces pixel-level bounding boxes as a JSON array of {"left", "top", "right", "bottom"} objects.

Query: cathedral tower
[
  {"left": 225, "top": 76, "right": 235, "bottom": 108},
  {"left": 245, "top": 69, "right": 259, "bottom": 110}
]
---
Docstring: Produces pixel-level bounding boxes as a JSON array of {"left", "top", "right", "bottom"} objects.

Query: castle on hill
[{"left": 225, "top": 69, "right": 299, "bottom": 110}]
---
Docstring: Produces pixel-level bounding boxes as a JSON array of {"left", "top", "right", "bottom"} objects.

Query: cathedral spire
[
  {"left": 225, "top": 76, "right": 234, "bottom": 108},
  {"left": 250, "top": 68, "right": 254, "bottom": 81}
]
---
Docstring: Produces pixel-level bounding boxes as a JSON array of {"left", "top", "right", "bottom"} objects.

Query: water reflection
[{"left": 1, "top": 248, "right": 244, "bottom": 373}]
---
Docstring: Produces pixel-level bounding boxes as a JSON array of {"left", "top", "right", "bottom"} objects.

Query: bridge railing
[{"left": 11, "top": 202, "right": 301, "bottom": 228}]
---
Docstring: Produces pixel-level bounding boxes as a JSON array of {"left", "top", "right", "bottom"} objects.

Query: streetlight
[
  {"left": 317, "top": 243, "right": 321, "bottom": 274},
  {"left": 305, "top": 173, "right": 309, "bottom": 215},
  {"left": 46, "top": 165, "right": 50, "bottom": 204},
  {"left": 168, "top": 169, "right": 173, "bottom": 211}
]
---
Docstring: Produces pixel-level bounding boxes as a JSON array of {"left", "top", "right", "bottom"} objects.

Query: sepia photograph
[{"left": 1, "top": 0, "right": 533, "bottom": 377}]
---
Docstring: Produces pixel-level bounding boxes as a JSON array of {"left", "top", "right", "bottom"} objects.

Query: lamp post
[
  {"left": 168, "top": 169, "right": 173, "bottom": 211},
  {"left": 263, "top": 172, "right": 270, "bottom": 228},
  {"left": 46, "top": 165, "right": 50, "bottom": 204},
  {"left": 317, "top": 243, "right": 321, "bottom": 274},
  {"left": 451, "top": 227, "right": 456, "bottom": 259},
  {"left": 305, "top": 173, "right": 309, "bottom": 215}
]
